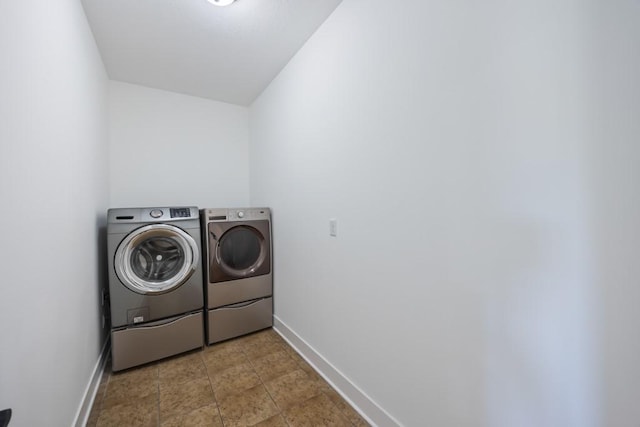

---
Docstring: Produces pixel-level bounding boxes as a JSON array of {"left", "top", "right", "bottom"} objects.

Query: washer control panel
[{"left": 107, "top": 207, "right": 198, "bottom": 223}]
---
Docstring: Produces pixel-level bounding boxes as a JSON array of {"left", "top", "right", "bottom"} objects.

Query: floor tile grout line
[
  {"left": 202, "top": 347, "right": 227, "bottom": 426},
  {"left": 88, "top": 365, "right": 110, "bottom": 425},
  {"left": 155, "top": 368, "right": 160, "bottom": 427},
  {"left": 91, "top": 330, "right": 367, "bottom": 426},
  {"left": 247, "top": 338, "right": 344, "bottom": 426},
  {"left": 272, "top": 340, "right": 361, "bottom": 426},
  {"left": 240, "top": 332, "right": 293, "bottom": 426},
  {"left": 254, "top": 361, "right": 286, "bottom": 425},
  {"left": 241, "top": 345, "right": 292, "bottom": 427},
  {"left": 160, "top": 354, "right": 218, "bottom": 425},
  {"left": 212, "top": 341, "right": 243, "bottom": 425}
]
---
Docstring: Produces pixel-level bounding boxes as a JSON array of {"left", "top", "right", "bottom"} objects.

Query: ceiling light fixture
[{"left": 207, "top": 0, "right": 236, "bottom": 6}]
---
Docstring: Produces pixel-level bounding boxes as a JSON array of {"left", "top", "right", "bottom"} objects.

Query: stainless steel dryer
[
  {"left": 201, "top": 207, "right": 273, "bottom": 344},
  {"left": 107, "top": 206, "right": 204, "bottom": 371}
]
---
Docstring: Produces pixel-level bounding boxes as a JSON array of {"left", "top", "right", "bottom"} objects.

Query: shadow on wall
[{"left": 482, "top": 217, "right": 598, "bottom": 427}]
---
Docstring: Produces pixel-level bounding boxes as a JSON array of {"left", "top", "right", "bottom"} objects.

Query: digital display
[{"left": 170, "top": 208, "right": 191, "bottom": 218}]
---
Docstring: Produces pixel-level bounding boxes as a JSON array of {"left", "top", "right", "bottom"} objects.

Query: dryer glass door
[
  {"left": 210, "top": 221, "right": 271, "bottom": 281},
  {"left": 220, "top": 227, "right": 262, "bottom": 270},
  {"left": 115, "top": 224, "right": 199, "bottom": 294}
]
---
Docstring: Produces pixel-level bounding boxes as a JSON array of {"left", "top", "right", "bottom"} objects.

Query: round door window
[
  {"left": 115, "top": 224, "right": 199, "bottom": 294},
  {"left": 217, "top": 226, "right": 266, "bottom": 276}
]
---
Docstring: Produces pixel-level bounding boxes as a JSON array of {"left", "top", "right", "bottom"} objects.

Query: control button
[
  {"left": 150, "top": 209, "right": 163, "bottom": 218},
  {"left": 237, "top": 211, "right": 245, "bottom": 218}
]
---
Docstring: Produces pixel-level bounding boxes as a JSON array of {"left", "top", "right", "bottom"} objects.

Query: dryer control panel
[{"left": 203, "top": 207, "right": 271, "bottom": 222}]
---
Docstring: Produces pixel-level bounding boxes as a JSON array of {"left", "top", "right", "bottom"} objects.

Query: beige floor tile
[
  {"left": 202, "top": 338, "right": 244, "bottom": 360},
  {"left": 89, "top": 329, "right": 368, "bottom": 427},
  {"left": 260, "top": 328, "right": 285, "bottom": 343},
  {"left": 102, "top": 365, "right": 158, "bottom": 410},
  {"left": 210, "top": 361, "right": 262, "bottom": 400},
  {"left": 299, "top": 363, "right": 324, "bottom": 384},
  {"left": 159, "top": 352, "right": 207, "bottom": 386},
  {"left": 327, "top": 392, "right": 370, "bottom": 427},
  {"left": 287, "top": 349, "right": 308, "bottom": 366},
  {"left": 281, "top": 340, "right": 300, "bottom": 355},
  {"left": 203, "top": 346, "right": 249, "bottom": 375},
  {"left": 159, "top": 376, "right": 216, "bottom": 421},
  {"left": 321, "top": 384, "right": 372, "bottom": 425},
  {"left": 251, "top": 349, "right": 300, "bottom": 382},
  {"left": 218, "top": 384, "right": 279, "bottom": 427},
  {"left": 86, "top": 370, "right": 110, "bottom": 426},
  {"left": 109, "top": 363, "right": 158, "bottom": 383},
  {"left": 252, "top": 413, "right": 289, "bottom": 427},
  {"left": 238, "top": 329, "right": 276, "bottom": 345},
  {"left": 96, "top": 393, "right": 158, "bottom": 427},
  {"left": 264, "top": 369, "right": 323, "bottom": 411},
  {"left": 160, "top": 403, "right": 223, "bottom": 427},
  {"left": 353, "top": 416, "right": 372, "bottom": 427},
  {"left": 86, "top": 410, "right": 99, "bottom": 427},
  {"left": 243, "top": 340, "right": 287, "bottom": 361},
  {"left": 283, "top": 393, "right": 352, "bottom": 427}
]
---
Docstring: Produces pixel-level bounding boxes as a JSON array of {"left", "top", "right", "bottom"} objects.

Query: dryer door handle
[{"left": 209, "top": 232, "right": 219, "bottom": 267}]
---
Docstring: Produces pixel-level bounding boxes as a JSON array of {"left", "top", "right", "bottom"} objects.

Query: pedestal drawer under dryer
[{"left": 207, "top": 297, "right": 272, "bottom": 344}]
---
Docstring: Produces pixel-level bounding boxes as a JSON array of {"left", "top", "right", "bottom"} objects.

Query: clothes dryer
[
  {"left": 201, "top": 207, "right": 273, "bottom": 344},
  {"left": 107, "top": 206, "right": 204, "bottom": 371}
]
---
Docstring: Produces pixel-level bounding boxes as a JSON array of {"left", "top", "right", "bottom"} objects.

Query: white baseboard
[
  {"left": 73, "top": 337, "right": 110, "bottom": 427},
  {"left": 273, "top": 316, "right": 401, "bottom": 427}
]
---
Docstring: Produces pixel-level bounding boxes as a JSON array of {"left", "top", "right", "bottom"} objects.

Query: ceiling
[{"left": 81, "top": 0, "right": 343, "bottom": 106}]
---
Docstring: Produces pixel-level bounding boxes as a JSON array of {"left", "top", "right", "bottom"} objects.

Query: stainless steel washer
[
  {"left": 201, "top": 207, "right": 273, "bottom": 344},
  {"left": 107, "top": 206, "right": 204, "bottom": 371}
]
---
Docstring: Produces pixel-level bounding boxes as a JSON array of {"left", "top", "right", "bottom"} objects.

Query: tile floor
[{"left": 86, "top": 328, "right": 370, "bottom": 427}]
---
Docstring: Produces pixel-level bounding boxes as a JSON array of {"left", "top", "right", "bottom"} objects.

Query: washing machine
[
  {"left": 201, "top": 207, "right": 273, "bottom": 344},
  {"left": 107, "top": 206, "right": 204, "bottom": 371}
]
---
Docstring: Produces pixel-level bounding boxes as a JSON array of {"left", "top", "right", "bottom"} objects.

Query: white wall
[
  {"left": 109, "top": 81, "right": 249, "bottom": 208},
  {"left": 0, "top": 1, "right": 109, "bottom": 426},
  {"left": 250, "top": 0, "right": 640, "bottom": 426}
]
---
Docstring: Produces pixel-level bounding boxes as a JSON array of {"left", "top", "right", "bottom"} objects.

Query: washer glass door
[{"left": 115, "top": 224, "right": 199, "bottom": 294}]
